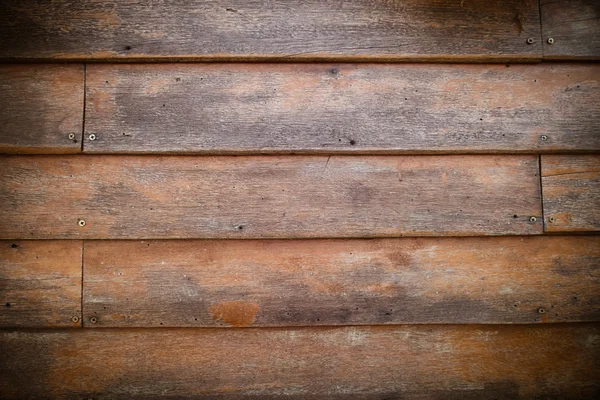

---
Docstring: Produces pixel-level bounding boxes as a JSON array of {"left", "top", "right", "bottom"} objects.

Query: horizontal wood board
[
  {"left": 541, "top": 0, "right": 600, "bottom": 60},
  {"left": 83, "top": 236, "right": 600, "bottom": 327},
  {"left": 542, "top": 155, "right": 600, "bottom": 232},
  {"left": 1, "top": 325, "right": 598, "bottom": 398},
  {"left": 0, "top": 0, "right": 542, "bottom": 62},
  {"left": 0, "top": 155, "right": 542, "bottom": 239},
  {"left": 0, "top": 65, "right": 84, "bottom": 154},
  {"left": 0, "top": 241, "right": 82, "bottom": 328},
  {"left": 84, "top": 63, "right": 600, "bottom": 154}
]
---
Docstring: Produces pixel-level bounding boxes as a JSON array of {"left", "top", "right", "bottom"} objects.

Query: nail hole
[
  {"left": 11, "top": 243, "right": 18, "bottom": 248},
  {"left": 349, "top": 140, "right": 356, "bottom": 145},
  {"left": 5, "top": 303, "right": 10, "bottom": 307},
  {"left": 124, "top": 45, "right": 132, "bottom": 51}
]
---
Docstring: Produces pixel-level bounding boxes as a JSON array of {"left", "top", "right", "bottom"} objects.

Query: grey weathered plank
[
  {"left": 1, "top": 325, "right": 598, "bottom": 399},
  {"left": 0, "top": 0, "right": 542, "bottom": 62},
  {"left": 0, "top": 241, "right": 82, "bottom": 328},
  {"left": 83, "top": 236, "right": 600, "bottom": 327},
  {"left": 0, "top": 155, "right": 542, "bottom": 239},
  {"left": 541, "top": 0, "right": 600, "bottom": 60},
  {"left": 84, "top": 63, "right": 600, "bottom": 154},
  {"left": 542, "top": 155, "right": 600, "bottom": 233},
  {"left": 0, "top": 65, "right": 84, "bottom": 154}
]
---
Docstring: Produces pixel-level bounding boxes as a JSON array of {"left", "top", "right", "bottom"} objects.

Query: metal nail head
[
  {"left": 526, "top": 37, "right": 535, "bottom": 44},
  {"left": 78, "top": 219, "right": 86, "bottom": 227},
  {"left": 547, "top": 38, "right": 554, "bottom": 44},
  {"left": 72, "top": 316, "right": 79, "bottom": 323},
  {"left": 548, "top": 216, "right": 556, "bottom": 223},
  {"left": 68, "top": 133, "right": 75, "bottom": 140},
  {"left": 538, "top": 307, "right": 546, "bottom": 314},
  {"left": 89, "top": 134, "right": 97, "bottom": 141},
  {"left": 540, "top": 134, "right": 548, "bottom": 141},
  {"left": 90, "top": 317, "right": 97, "bottom": 324},
  {"left": 529, "top": 216, "right": 537, "bottom": 223}
]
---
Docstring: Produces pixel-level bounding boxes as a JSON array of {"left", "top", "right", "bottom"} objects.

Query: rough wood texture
[
  {"left": 84, "top": 63, "right": 600, "bottom": 154},
  {"left": 541, "top": 0, "right": 600, "bottom": 60},
  {"left": 0, "top": 241, "right": 82, "bottom": 328},
  {"left": 0, "top": 0, "right": 542, "bottom": 62},
  {"left": 0, "top": 65, "right": 84, "bottom": 154},
  {"left": 83, "top": 236, "right": 600, "bottom": 327},
  {"left": 1, "top": 324, "right": 598, "bottom": 399},
  {"left": 542, "top": 155, "right": 600, "bottom": 233},
  {"left": 0, "top": 155, "right": 542, "bottom": 239}
]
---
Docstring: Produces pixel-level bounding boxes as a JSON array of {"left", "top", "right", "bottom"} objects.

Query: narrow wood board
[
  {"left": 84, "top": 63, "right": 600, "bottom": 154},
  {"left": 1, "top": 324, "right": 598, "bottom": 399},
  {"left": 542, "top": 155, "right": 600, "bottom": 232},
  {"left": 0, "top": 0, "right": 542, "bottom": 62},
  {"left": 0, "top": 65, "right": 84, "bottom": 154},
  {"left": 0, "top": 155, "right": 542, "bottom": 239},
  {"left": 0, "top": 241, "right": 82, "bottom": 328},
  {"left": 541, "top": 0, "right": 600, "bottom": 60},
  {"left": 83, "top": 236, "right": 600, "bottom": 327}
]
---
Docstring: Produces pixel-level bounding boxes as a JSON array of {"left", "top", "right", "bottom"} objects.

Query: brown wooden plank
[
  {"left": 83, "top": 236, "right": 600, "bottom": 327},
  {"left": 0, "top": 0, "right": 542, "bottom": 62},
  {"left": 0, "top": 155, "right": 542, "bottom": 239},
  {"left": 1, "top": 324, "right": 598, "bottom": 399},
  {"left": 0, "top": 65, "right": 84, "bottom": 154},
  {"left": 542, "top": 155, "right": 600, "bottom": 233},
  {"left": 0, "top": 241, "right": 82, "bottom": 328},
  {"left": 541, "top": 0, "right": 600, "bottom": 60},
  {"left": 84, "top": 63, "right": 600, "bottom": 154}
]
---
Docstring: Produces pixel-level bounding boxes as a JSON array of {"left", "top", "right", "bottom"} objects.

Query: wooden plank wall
[{"left": 0, "top": 1, "right": 599, "bottom": 398}]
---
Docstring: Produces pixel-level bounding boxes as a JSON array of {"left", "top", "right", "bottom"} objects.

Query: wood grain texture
[
  {"left": 84, "top": 63, "right": 600, "bottom": 154},
  {"left": 0, "top": 155, "right": 542, "bottom": 239},
  {"left": 542, "top": 155, "right": 600, "bottom": 233},
  {"left": 1, "top": 324, "right": 598, "bottom": 399},
  {"left": 541, "top": 0, "right": 600, "bottom": 60},
  {"left": 0, "top": 241, "right": 82, "bottom": 328},
  {"left": 0, "top": 65, "right": 84, "bottom": 154},
  {"left": 83, "top": 236, "right": 600, "bottom": 327},
  {"left": 0, "top": 0, "right": 542, "bottom": 62}
]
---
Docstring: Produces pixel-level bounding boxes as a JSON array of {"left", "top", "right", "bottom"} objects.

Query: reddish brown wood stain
[{"left": 209, "top": 301, "right": 260, "bottom": 327}]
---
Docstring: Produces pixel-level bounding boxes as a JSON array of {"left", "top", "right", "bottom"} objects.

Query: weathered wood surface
[
  {"left": 0, "top": 65, "right": 84, "bottom": 154},
  {"left": 542, "top": 155, "right": 600, "bottom": 233},
  {"left": 84, "top": 63, "right": 600, "bottom": 154},
  {"left": 0, "top": 241, "right": 82, "bottom": 328},
  {"left": 0, "top": 0, "right": 542, "bottom": 62},
  {"left": 83, "top": 236, "right": 600, "bottom": 327},
  {"left": 0, "top": 155, "right": 542, "bottom": 239},
  {"left": 541, "top": 0, "right": 600, "bottom": 60},
  {"left": 1, "top": 324, "right": 598, "bottom": 399}
]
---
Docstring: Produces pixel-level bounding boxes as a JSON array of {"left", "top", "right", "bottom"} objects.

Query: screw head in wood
[
  {"left": 90, "top": 317, "right": 97, "bottom": 324},
  {"left": 529, "top": 216, "right": 537, "bottom": 223},
  {"left": 88, "top": 134, "right": 97, "bottom": 141},
  {"left": 538, "top": 307, "right": 546, "bottom": 314},
  {"left": 548, "top": 216, "right": 556, "bottom": 223},
  {"left": 540, "top": 134, "right": 548, "bottom": 141},
  {"left": 72, "top": 316, "right": 79, "bottom": 323},
  {"left": 68, "top": 133, "right": 75, "bottom": 140},
  {"left": 547, "top": 37, "right": 554, "bottom": 44},
  {"left": 78, "top": 219, "right": 86, "bottom": 227},
  {"left": 526, "top": 37, "right": 535, "bottom": 44}
]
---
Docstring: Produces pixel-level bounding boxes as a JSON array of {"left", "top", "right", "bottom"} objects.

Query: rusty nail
[
  {"left": 529, "top": 216, "right": 537, "bottom": 223},
  {"left": 90, "top": 317, "right": 97, "bottom": 324},
  {"left": 78, "top": 219, "right": 86, "bottom": 227},
  {"left": 72, "top": 316, "right": 79, "bottom": 323},
  {"left": 540, "top": 134, "right": 548, "bottom": 141},
  {"left": 88, "top": 134, "right": 97, "bottom": 141},
  {"left": 526, "top": 37, "right": 535, "bottom": 44},
  {"left": 68, "top": 133, "right": 75, "bottom": 140},
  {"left": 538, "top": 307, "right": 546, "bottom": 314},
  {"left": 547, "top": 37, "right": 554, "bottom": 44},
  {"left": 548, "top": 216, "right": 556, "bottom": 223}
]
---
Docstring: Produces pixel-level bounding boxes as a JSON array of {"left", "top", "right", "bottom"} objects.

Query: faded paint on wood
[
  {"left": 0, "top": 155, "right": 542, "bottom": 239},
  {"left": 0, "top": 65, "right": 84, "bottom": 154},
  {"left": 83, "top": 237, "right": 600, "bottom": 327},
  {"left": 84, "top": 63, "right": 600, "bottom": 154},
  {"left": 542, "top": 155, "right": 600, "bottom": 232},
  {"left": 0, "top": 241, "right": 82, "bottom": 328},
  {"left": 0, "top": 0, "right": 542, "bottom": 62},
  {"left": 541, "top": 0, "right": 600, "bottom": 60},
  {"left": 1, "top": 325, "right": 598, "bottom": 398}
]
